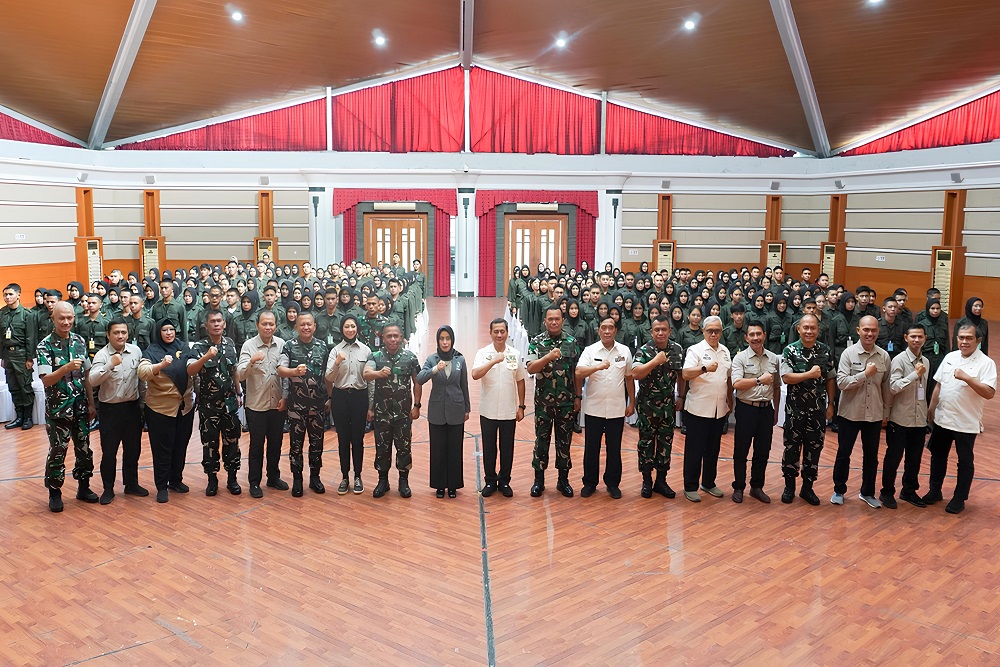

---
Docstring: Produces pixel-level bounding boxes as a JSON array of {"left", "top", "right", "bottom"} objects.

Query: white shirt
[
  {"left": 579, "top": 340, "right": 633, "bottom": 419},
  {"left": 473, "top": 343, "right": 527, "bottom": 421},
  {"left": 933, "top": 349, "right": 997, "bottom": 434},
  {"left": 326, "top": 338, "right": 371, "bottom": 390},
  {"left": 683, "top": 339, "right": 732, "bottom": 418}
]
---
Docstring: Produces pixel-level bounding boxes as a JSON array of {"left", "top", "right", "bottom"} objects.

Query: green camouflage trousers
[
  {"left": 45, "top": 414, "right": 93, "bottom": 488},
  {"left": 532, "top": 402, "right": 574, "bottom": 471},
  {"left": 200, "top": 411, "right": 241, "bottom": 474},
  {"left": 288, "top": 402, "right": 325, "bottom": 473},
  {"left": 636, "top": 410, "right": 674, "bottom": 473},
  {"left": 374, "top": 416, "right": 413, "bottom": 473}
]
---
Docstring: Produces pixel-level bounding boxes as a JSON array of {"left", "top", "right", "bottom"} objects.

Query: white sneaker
[
  {"left": 859, "top": 493, "right": 882, "bottom": 508},
  {"left": 830, "top": 493, "right": 844, "bottom": 505}
]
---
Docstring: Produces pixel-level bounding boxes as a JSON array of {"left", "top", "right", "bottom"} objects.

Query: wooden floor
[{"left": 2, "top": 297, "right": 999, "bottom": 666}]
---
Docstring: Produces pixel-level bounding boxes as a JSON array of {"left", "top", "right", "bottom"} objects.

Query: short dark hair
[
  {"left": 957, "top": 323, "right": 981, "bottom": 339},
  {"left": 262, "top": 286, "right": 277, "bottom": 295},
  {"left": 3, "top": 283, "right": 21, "bottom": 294},
  {"left": 883, "top": 296, "right": 898, "bottom": 306},
  {"left": 905, "top": 322, "right": 926, "bottom": 336},
  {"left": 489, "top": 317, "right": 507, "bottom": 332},
  {"left": 544, "top": 304, "right": 563, "bottom": 318},
  {"left": 381, "top": 322, "right": 403, "bottom": 336},
  {"left": 651, "top": 314, "right": 671, "bottom": 327},
  {"left": 746, "top": 322, "right": 766, "bottom": 334},
  {"left": 106, "top": 317, "right": 128, "bottom": 333},
  {"left": 205, "top": 308, "right": 225, "bottom": 321},
  {"left": 729, "top": 302, "right": 746, "bottom": 313}
]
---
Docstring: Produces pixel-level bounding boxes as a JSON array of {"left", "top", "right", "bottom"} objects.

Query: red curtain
[
  {"left": 334, "top": 189, "right": 457, "bottom": 296},
  {"left": 332, "top": 67, "right": 464, "bottom": 153},
  {"left": 0, "top": 113, "right": 78, "bottom": 147},
  {"left": 469, "top": 68, "right": 599, "bottom": 155},
  {"left": 841, "top": 89, "right": 1000, "bottom": 156},
  {"left": 117, "top": 99, "right": 326, "bottom": 151},
  {"left": 606, "top": 103, "right": 793, "bottom": 157},
  {"left": 476, "top": 190, "right": 598, "bottom": 296}
]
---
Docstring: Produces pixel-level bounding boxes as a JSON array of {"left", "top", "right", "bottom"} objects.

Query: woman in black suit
[{"left": 417, "top": 326, "right": 471, "bottom": 498}]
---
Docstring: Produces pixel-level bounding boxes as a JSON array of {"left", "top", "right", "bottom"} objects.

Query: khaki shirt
[
  {"left": 237, "top": 334, "right": 286, "bottom": 412},
  {"left": 326, "top": 338, "right": 371, "bottom": 391},
  {"left": 731, "top": 346, "right": 781, "bottom": 403},
  {"left": 887, "top": 347, "right": 928, "bottom": 428},
  {"left": 836, "top": 342, "right": 892, "bottom": 422},
  {"left": 88, "top": 343, "right": 141, "bottom": 403}
]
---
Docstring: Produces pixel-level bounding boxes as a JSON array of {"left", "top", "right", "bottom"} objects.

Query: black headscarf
[
  {"left": 436, "top": 325, "right": 457, "bottom": 361},
  {"left": 924, "top": 298, "right": 942, "bottom": 322},
  {"left": 142, "top": 318, "right": 190, "bottom": 394},
  {"left": 964, "top": 296, "right": 984, "bottom": 326}
]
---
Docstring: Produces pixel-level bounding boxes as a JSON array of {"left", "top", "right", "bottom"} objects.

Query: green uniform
[
  {"left": 780, "top": 340, "right": 835, "bottom": 483},
  {"left": 764, "top": 310, "right": 792, "bottom": 355},
  {"left": 73, "top": 314, "right": 109, "bottom": 361},
  {"left": 36, "top": 333, "right": 93, "bottom": 488},
  {"left": 190, "top": 337, "right": 241, "bottom": 475},
  {"left": 281, "top": 337, "right": 330, "bottom": 474},
  {"left": 367, "top": 349, "right": 421, "bottom": 474},
  {"left": 35, "top": 309, "right": 54, "bottom": 341},
  {"left": 196, "top": 309, "right": 235, "bottom": 341},
  {"left": 722, "top": 323, "right": 749, "bottom": 358},
  {"left": 2, "top": 303, "right": 37, "bottom": 412},
  {"left": 151, "top": 300, "right": 188, "bottom": 342},
  {"left": 315, "top": 310, "right": 343, "bottom": 347},
  {"left": 125, "top": 314, "right": 155, "bottom": 350},
  {"left": 620, "top": 318, "right": 651, "bottom": 354},
  {"left": 634, "top": 340, "right": 684, "bottom": 473},
  {"left": 526, "top": 331, "right": 580, "bottom": 472}
]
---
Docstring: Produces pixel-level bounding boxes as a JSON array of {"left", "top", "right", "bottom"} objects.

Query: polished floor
[{"left": 1, "top": 297, "right": 999, "bottom": 666}]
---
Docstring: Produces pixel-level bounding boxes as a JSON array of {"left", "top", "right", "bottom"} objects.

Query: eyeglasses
[{"left": 704, "top": 329, "right": 722, "bottom": 335}]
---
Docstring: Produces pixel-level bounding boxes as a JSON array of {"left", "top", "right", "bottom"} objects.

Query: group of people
[{"left": 1, "top": 256, "right": 995, "bottom": 516}]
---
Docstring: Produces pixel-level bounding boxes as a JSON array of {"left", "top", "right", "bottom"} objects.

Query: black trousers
[
  {"left": 682, "top": 411, "right": 725, "bottom": 492},
  {"left": 331, "top": 387, "right": 367, "bottom": 477},
  {"left": 480, "top": 416, "right": 516, "bottom": 487},
  {"left": 98, "top": 400, "right": 142, "bottom": 490},
  {"left": 246, "top": 408, "right": 285, "bottom": 487},
  {"left": 732, "top": 401, "right": 774, "bottom": 491},
  {"left": 833, "top": 417, "right": 882, "bottom": 496},
  {"left": 145, "top": 405, "right": 194, "bottom": 491},
  {"left": 428, "top": 422, "right": 464, "bottom": 489},
  {"left": 881, "top": 421, "right": 925, "bottom": 497},
  {"left": 928, "top": 426, "right": 977, "bottom": 501},
  {"left": 582, "top": 415, "right": 624, "bottom": 488}
]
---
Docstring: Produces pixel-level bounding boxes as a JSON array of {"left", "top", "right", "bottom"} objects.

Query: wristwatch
[
  {"left": 518, "top": 404, "right": 526, "bottom": 410},
  {"left": 701, "top": 365, "right": 707, "bottom": 373},
  {"left": 414, "top": 402, "right": 421, "bottom": 408},
  {"left": 755, "top": 377, "right": 762, "bottom": 386}
]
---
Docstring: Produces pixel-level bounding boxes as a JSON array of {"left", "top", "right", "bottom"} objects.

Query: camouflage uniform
[
  {"left": 281, "top": 337, "right": 330, "bottom": 473},
  {"left": 190, "top": 337, "right": 241, "bottom": 474},
  {"left": 367, "top": 348, "right": 421, "bottom": 473},
  {"left": 633, "top": 340, "right": 684, "bottom": 473},
  {"left": 36, "top": 333, "right": 93, "bottom": 488},
  {"left": 1, "top": 303, "right": 37, "bottom": 413},
  {"left": 526, "top": 331, "right": 580, "bottom": 472},
  {"left": 780, "top": 340, "right": 835, "bottom": 482},
  {"left": 359, "top": 314, "right": 388, "bottom": 353}
]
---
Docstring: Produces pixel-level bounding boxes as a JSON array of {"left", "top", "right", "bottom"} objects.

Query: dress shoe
[
  {"left": 608, "top": 487, "right": 622, "bottom": 500},
  {"left": 879, "top": 493, "right": 898, "bottom": 509},
  {"left": 500, "top": 485, "right": 513, "bottom": 498},
  {"left": 731, "top": 489, "right": 744, "bottom": 503},
  {"left": 266, "top": 478, "right": 289, "bottom": 491},
  {"left": 799, "top": 487, "right": 820, "bottom": 506},
  {"left": 167, "top": 480, "right": 189, "bottom": 493},
  {"left": 372, "top": 476, "right": 389, "bottom": 498},
  {"left": 556, "top": 473, "right": 574, "bottom": 498},
  {"left": 829, "top": 419, "right": 839, "bottom": 433},
  {"left": 99, "top": 490, "right": 115, "bottom": 505},
  {"left": 76, "top": 482, "right": 99, "bottom": 503},
  {"left": 124, "top": 484, "right": 149, "bottom": 497},
  {"left": 781, "top": 483, "right": 795, "bottom": 504},
  {"left": 292, "top": 473, "right": 304, "bottom": 497},
  {"left": 436, "top": 488, "right": 445, "bottom": 498},
  {"left": 922, "top": 489, "right": 943, "bottom": 505},
  {"left": 749, "top": 487, "right": 771, "bottom": 504},
  {"left": 830, "top": 492, "right": 844, "bottom": 505},
  {"left": 308, "top": 472, "right": 324, "bottom": 494},
  {"left": 448, "top": 489, "right": 457, "bottom": 498},
  {"left": 206, "top": 473, "right": 219, "bottom": 496},
  {"left": 337, "top": 478, "right": 350, "bottom": 495},
  {"left": 580, "top": 484, "right": 596, "bottom": 498},
  {"left": 481, "top": 484, "right": 496, "bottom": 497},
  {"left": 156, "top": 488, "right": 169, "bottom": 503},
  {"left": 530, "top": 471, "right": 545, "bottom": 497},
  {"left": 20, "top": 414, "right": 33, "bottom": 430},
  {"left": 354, "top": 476, "right": 364, "bottom": 494},
  {"left": 945, "top": 498, "right": 965, "bottom": 514},
  {"left": 48, "top": 488, "right": 63, "bottom": 513},
  {"left": 573, "top": 424, "right": 582, "bottom": 434},
  {"left": 653, "top": 472, "right": 676, "bottom": 499},
  {"left": 900, "top": 491, "right": 927, "bottom": 508},
  {"left": 5, "top": 407, "right": 23, "bottom": 429},
  {"left": 398, "top": 472, "right": 411, "bottom": 498},
  {"left": 227, "top": 471, "right": 242, "bottom": 495},
  {"left": 640, "top": 471, "right": 653, "bottom": 499},
  {"left": 859, "top": 493, "right": 882, "bottom": 508},
  {"left": 249, "top": 485, "right": 264, "bottom": 499},
  {"left": 700, "top": 485, "right": 724, "bottom": 498},
  {"left": 684, "top": 490, "right": 701, "bottom": 503}
]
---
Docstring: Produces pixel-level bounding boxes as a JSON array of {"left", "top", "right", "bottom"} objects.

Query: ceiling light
[
  {"left": 555, "top": 37, "right": 567, "bottom": 48},
  {"left": 375, "top": 35, "right": 386, "bottom": 46},
  {"left": 554, "top": 31, "right": 569, "bottom": 49},
  {"left": 867, "top": 0, "right": 883, "bottom": 5},
  {"left": 231, "top": 10, "right": 243, "bottom": 21},
  {"left": 372, "top": 29, "right": 387, "bottom": 47},
  {"left": 684, "top": 20, "right": 696, "bottom": 30}
]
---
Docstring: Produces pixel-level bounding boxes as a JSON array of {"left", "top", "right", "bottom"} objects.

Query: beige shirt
[
  {"left": 836, "top": 342, "right": 892, "bottom": 422},
  {"left": 731, "top": 346, "right": 781, "bottom": 403},
  {"left": 683, "top": 339, "right": 732, "bottom": 419},
  {"left": 473, "top": 343, "right": 527, "bottom": 421},
  {"left": 579, "top": 340, "right": 633, "bottom": 419},
  {"left": 933, "top": 349, "right": 998, "bottom": 434},
  {"left": 237, "top": 334, "right": 286, "bottom": 412},
  {"left": 888, "top": 347, "right": 928, "bottom": 428},
  {"left": 137, "top": 358, "right": 195, "bottom": 416},
  {"left": 88, "top": 343, "right": 141, "bottom": 403},
  {"left": 326, "top": 338, "right": 371, "bottom": 390}
]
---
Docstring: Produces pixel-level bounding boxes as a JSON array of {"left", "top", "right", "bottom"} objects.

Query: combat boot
[
  {"left": 309, "top": 469, "right": 325, "bottom": 494},
  {"left": 373, "top": 474, "right": 390, "bottom": 498},
  {"left": 226, "top": 470, "right": 242, "bottom": 495},
  {"left": 556, "top": 471, "right": 574, "bottom": 498},
  {"left": 206, "top": 473, "right": 219, "bottom": 496},
  {"left": 641, "top": 471, "right": 653, "bottom": 498},
  {"left": 48, "top": 487, "right": 63, "bottom": 512},
  {"left": 530, "top": 471, "right": 545, "bottom": 497},
  {"left": 291, "top": 472, "right": 304, "bottom": 497},
  {"left": 653, "top": 470, "right": 676, "bottom": 498},
  {"left": 781, "top": 478, "right": 795, "bottom": 504},
  {"left": 5, "top": 407, "right": 23, "bottom": 430},
  {"left": 76, "top": 480, "right": 99, "bottom": 503},
  {"left": 798, "top": 480, "right": 820, "bottom": 506},
  {"left": 20, "top": 410, "right": 32, "bottom": 430},
  {"left": 398, "top": 471, "right": 412, "bottom": 498}
]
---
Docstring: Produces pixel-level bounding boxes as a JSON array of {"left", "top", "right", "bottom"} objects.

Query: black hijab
[
  {"left": 143, "top": 318, "right": 190, "bottom": 394},
  {"left": 964, "top": 297, "right": 984, "bottom": 326},
  {"left": 925, "top": 297, "right": 942, "bottom": 322},
  {"left": 436, "top": 325, "right": 457, "bottom": 361}
]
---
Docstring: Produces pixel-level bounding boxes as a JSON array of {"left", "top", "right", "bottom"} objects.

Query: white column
[
  {"left": 596, "top": 190, "right": 621, "bottom": 270},
  {"left": 310, "top": 188, "right": 339, "bottom": 267},
  {"left": 456, "top": 190, "right": 478, "bottom": 296}
]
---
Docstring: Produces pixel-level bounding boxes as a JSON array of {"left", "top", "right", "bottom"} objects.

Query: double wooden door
[
  {"left": 364, "top": 213, "right": 427, "bottom": 270},
  {"left": 506, "top": 214, "right": 568, "bottom": 278}
]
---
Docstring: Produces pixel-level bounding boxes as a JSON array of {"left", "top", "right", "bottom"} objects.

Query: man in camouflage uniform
[
  {"left": 364, "top": 323, "right": 422, "bottom": 498},
  {"left": 631, "top": 315, "right": 685, "bottom": 499},
  {"left": 526, "top": 305, "right": 581, "bottom": 498},
  {"left": 187, "top": 309, "right": 243, "bottom": 496},
  {"left": 2, "top": 283, "right": 37, "bottom": 430},
  {"left": 36, "top": 301, "right": 98, "bottom": 512},
  {"left": 277, "top": 311, "right": 329, "bottom": 496},
  {"left": 779, "top": 313, "right": 836, "bottom": 505},
  {"left": 359, "top": 293, "right": 388, "bottom": 353}
]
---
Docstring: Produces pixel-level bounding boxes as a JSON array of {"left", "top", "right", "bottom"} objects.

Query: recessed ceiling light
[
  {"left": 231, "top": 10, "right": 243, "bottom": 21},
  {"left": 372, "top": 29, "right": 387, "bottom": 47},
  {"left": 555, "top": 38, "right": 567, "bottom": 48},
  {"left": 684, "top": 19, "right": 696, "bottom": 30},
  {"left": 868, "top": 0, "right": 883, "bottom": 4},
  {"left": 375, "top": 35, "right": 386, "bottom": 46},
  {"left": 554, "top": 31, "right": 569, "bottom": 49}
]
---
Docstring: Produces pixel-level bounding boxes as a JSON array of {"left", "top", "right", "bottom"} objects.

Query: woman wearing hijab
[
  {"left": 417, "top": 326, "right": 471, "bottom": 498},
  {"left": 953, "top": 296, "right": 989, "bottom": 354},
  {"left": 919, "top": 297, "right": 950, "bottom": 400},
  {"left": 277, "top": 304, "right": 298, "bottom": 341},
  {"left": 232, "top": 291, "right": 260, "bottom": 353},
  {"left": 325, "top": 315, "right": 371, "bottom": 495},
  {"left": 765, "top": 295, "right": 793, "bottom": 355},
  {"left": 138, "top": 319, "right": 195, "bottom": 503}
]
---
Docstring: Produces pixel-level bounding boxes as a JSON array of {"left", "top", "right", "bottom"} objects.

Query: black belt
[
  {"left": 739, "top": 399, "right": 772, "bottom": 409},
  {"left": 334, "top": 386, "right": 367, "bottom": 393}
]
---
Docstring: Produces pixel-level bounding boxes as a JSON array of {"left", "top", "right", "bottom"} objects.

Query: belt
[
  {"left": 739, "top": 399, "right": 772, "bottom": 409},
  {"left": 334, "top": 386, "right": 367, "bottom": 393}
]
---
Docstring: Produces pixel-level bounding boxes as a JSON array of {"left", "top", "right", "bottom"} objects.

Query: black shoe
[
  {"left": 608, "top": 487, "right": 622, "bottom": 500},
  {"left": 530, "top": 472, "right": 545, "bottom": 497},
  {"left": 573, "top": 424, "right": 582, "bottom": 434},
  {"left": 922, "top": 489, "right": 943, "bottom": 505},
  {"left": 830, "top": 420, "right": 839, "bottom": 433},
  {"left": 580, "top": 484, "right": 596, "bottom": 498},
  {"left": 48, "top": 488, "right": 63, "bottom": 512},
  {"left": 879, "top": 493, "right": 898, "bottom": 510},
  {"left": 249, "top": 485, "right": 263, "bottom": 498},
  {"left": 283, "top": 420, "right": 291, "bottom": 433},
  {"left": 167, "top": 481, "right": 189, "bottom": 493},
  {"left": 266, "top": 478, "right": 289, "bottom": 491},
  {"left": 89, "top": 419, "right": 99, "bottom": 431},
  {"left": 227, "top": 471, "right": 242, "bottom": 495},
  {"left": 946, "top": 498, "right": 966, "bottom": 514},
  {"left": 641, "top": 473, "right": 653, "bottom": 499},
  {"left": 900, "top": 491, "right": 927, "bottom": 508},
  {"left": 206, "top": 473, "right": 219, "bottom": 496},
  {"left": 680, "top": 425, "right": 687, "bottom": 435},
  {"left": 76, "top": 483, "right": 99, "bottom": 503},
  {"left": 556, "top": 474, "right": 574, "bottom": 498},
  {"left": 749, "top": 487, "right": 771, "bottom": 504},
  {"left": 781, "top": 483, "right": 795, "bottom": 504},
  {"left": 20, "top": 414, "right": 33, "bottom": 430},
  {"left": 721, "top": 421, "right": 729, "bottom": 435},
  {"left": 373, "top": 476, "right": 389, "bottom": 498},
  {"left": 398, "top": 473, "right": 411, "bottom": 498},
  {"left": 799, "top": 487, "right": 820, "bottom": 506},
  {"left": 652, "top": 480, "right": 676, "bottom": 499},
  {"left": 731, "top": 489, "right": 744, "bottom": 503},
  {"left": 338, "top": 478, "right": 351, "bottom": 495},
  {"left": 124, "top": 484, "right": 149, "bottom": 497},
  {"left": 436, "top": 488, "right": 445, "bottom": 498},
  {"left": 292, "top": 474, "right": 304, "bottom": 497},
  {"left": 500, "top": 485, "right": 513, "bottom": 498},
  {"left": 448, "top": 489, "right": 457, "bottom": 498},
  {"left": 156, "top": 488, "right": 169, "bottom": 503},
  {"left": 5, "top": 407, "right": 23, "bottom": 429},
  {"left": 309, "top": 472, "right": 325, "bottom": 494},
  {"left": 241, "top": 423, "right": 249, "bottom": 433},
  {"left": 100, "top": 489, "right": 115, "bottom": 505},
  {"left": 482, "top": 483, "right": 496, "bottom": 497}
]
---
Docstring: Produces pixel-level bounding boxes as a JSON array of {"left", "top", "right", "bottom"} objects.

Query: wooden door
[
  {"left": 364, "top": 213, "right": 427, "bottom": 270},
  {"left": 506, "top": 214, "right": 568, "bottom": 279}
]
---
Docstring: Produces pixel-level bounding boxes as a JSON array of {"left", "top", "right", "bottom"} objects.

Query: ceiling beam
[
  {"left": 87, "top": 0, "right": 158, "bottom": 149},
  {"left": 769, "top": 0, "right": 831, "bottom": 158},
  {"left": 460, "top": 0, "right": 475, "bottom": 69},
  {"left": 0, "top": 103, "right": 86, "bottom": 147}
]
